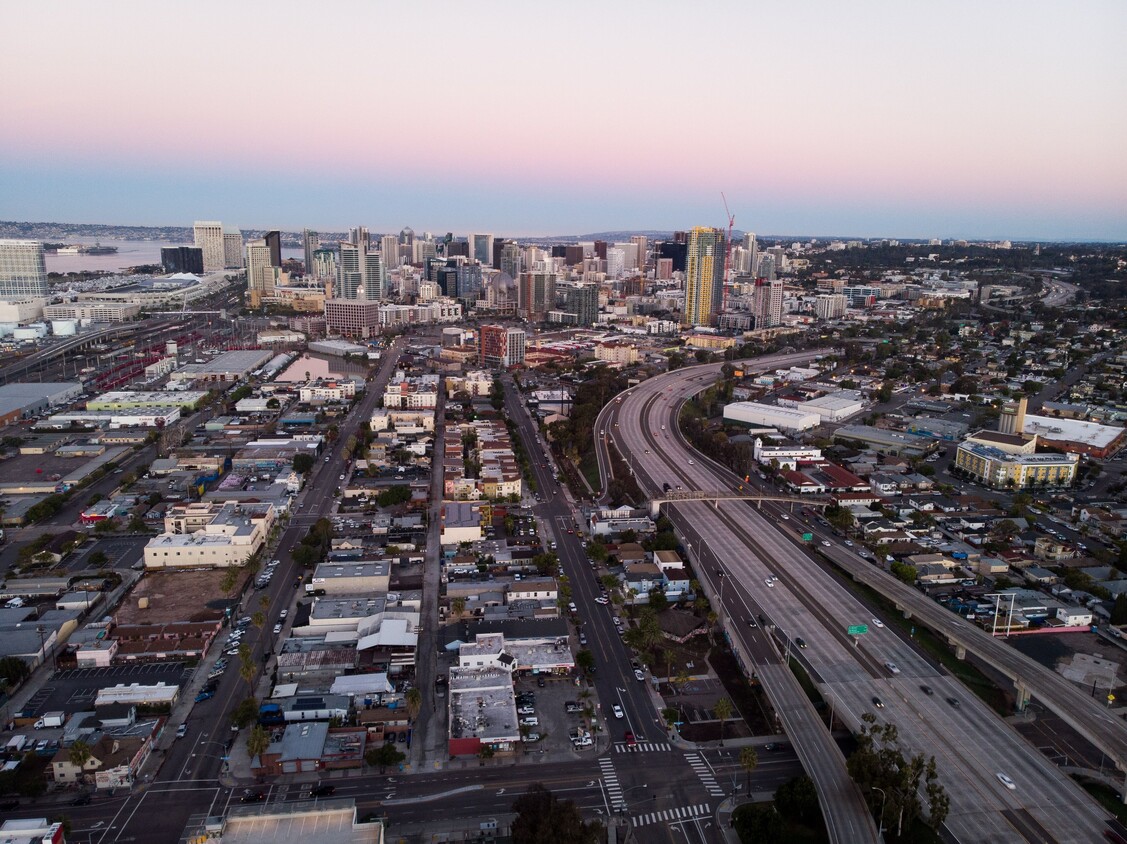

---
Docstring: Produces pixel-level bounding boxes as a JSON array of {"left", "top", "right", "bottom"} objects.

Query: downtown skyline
[{"left": 2, "top": 0, "right": 1125, "bottom": 241}]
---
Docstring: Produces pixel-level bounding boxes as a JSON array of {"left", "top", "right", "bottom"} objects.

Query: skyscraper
[
  {"left": 193, "top": 221, "right": 225, "bottom": 272},
  {"left": 161, "top": 246, "right": 204, "bottom": 275},
  {"left": 349, "top": 227, "right": 370, "bottom": 250},
  {"left": 469, "top": 233, "right": 494, "bottom": 266},
  {"left": 380, "top": 235, "right": 399, "bottom": 269},
  {"left": 741, "top": 232, "right": 758, "bottom": 276},
  {"left": 223, "top": 225, "right": 244, "bottom": 269},
  {"left": 519, "top": 271, "right": 556, "bottom": 322},
  {"left": 245, "top": 239, "right": 274, "bottom": 303},
  {"left": 752, "top": 278, "right": 783, "bottom": 329},
  {"left": 363, "top": 250, "right": 386, "bottom": 300},
  {"left": 338, "top": 242, "right": 363, "bottom": 300},
  {"left": 303, "top": 229, "right": 319, "bottom": 276},
  {"left": 565, "top": 284, "right": 599, "bottom": 327},
  {"left": 630, "top": 235, "right": 648, "bottom": 272},
  {"left": 0, "top": 239, "right": 49, "bottom": 299},
  {"left": 263, "top": 231, "right": 282, "bottom": 268},
  {"left": 682, "top": 227, "right": 725, "bottom": 327},
  {"left": 311, "top": 248, "right": 337, "bottom": 282},
  {"left": 500, "top": 242, "right": 522, "bottom": 280}
]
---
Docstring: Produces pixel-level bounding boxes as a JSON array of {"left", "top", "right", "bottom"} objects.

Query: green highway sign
[
  {"left": 847, "top": 624, "right": 869, "bottom": 635},
  {"left": 802, "top": 533, "right": 814, "bottom": 542}
]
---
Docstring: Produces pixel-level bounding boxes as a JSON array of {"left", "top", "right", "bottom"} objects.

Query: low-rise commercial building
[{"left": 724, "top": 401, "right": 820, "bottom": 433}]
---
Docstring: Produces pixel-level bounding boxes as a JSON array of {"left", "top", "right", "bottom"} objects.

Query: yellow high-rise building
[{"left": 682, "top": 226, "right": 726, "bottom": 327}]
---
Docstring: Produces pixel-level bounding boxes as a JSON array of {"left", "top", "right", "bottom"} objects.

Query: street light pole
[{"left": 872, "top": 786, "right": 887, "bottom": 837}]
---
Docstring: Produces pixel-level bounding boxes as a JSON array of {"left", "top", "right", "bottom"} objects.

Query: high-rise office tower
[
  {"left": 741, "top": 232, "right": 758, "bottom": 276},
  {"left": 659, "top": 240, "right": 688, "bottom": 273},
  {"left": 263, "top": 231, "right": 282, "bottom": 268},
  {"left": 630, "top": 236, "right": 648, "bottom": 272},
  {"left": 399, "top": 227, "right": 415, "bottom": 249},
  {"left": 606, "top": 248, "right": 626, "bottom": 279},
  {"left": 193, "top": 221, "right": 225, "bottom": 272},
  {"left": 564, "top": 245, "right": 584, "bottom": 266},
  {"left": 0, "top": 239, "right": 49, "bottom": 299},
  {"left": 223, "top": 225, "right": 244, "bottom": 269},
  {"left": 161, "top": 246, "right": 204, "bottom": 275},
  {"left": 593, "top": 240, "right": 608, "bottom": 260},
  {"left": 456, "top": 263, "right": 483, "bottom": 301},
  {"left": 413, "top": 237, "right": 437, "bottom": 264},
  {"left": 338, "top": 242, "right": 363, "bottom": 299},
  {"left": 363, "top": 250, "right": 386, "bottom": 300},
  {"left": 245, "top": 239, "right": 274, "bottom": 299},
  {"left": 752, "top": 278, "right": 783, "bottom": 329},
  {"left": 767, "top": 246, "right": 786, "bottom": 273},
  {"left": 500, "top": 242, "right": 522, "bottom": 280},
  {"left": 349, "top": 227, "right": 370, "bottom": 250},
  {"left": 492, "top": 238, "right": 507, "bottom": 270},
  {"left": 469, "top": 233, "right": 494, "bottom": 266},
  {"left": 303, "top": 229, "right": 319, "bottom": 275},
  {"left": 380, "top": 235, "right": 399, "bottom": 269},
  {"left": 757, "top": 253, "right": 776, "bottom": 281},
  {"left": 565, "top": 284, "right": 599, "bottom": 327},
  {"left": 519, "top": 271, "right": 557, "bottom": 322},
  {"left": 682, "top": 227, "right": 725, "bottom": 327}
]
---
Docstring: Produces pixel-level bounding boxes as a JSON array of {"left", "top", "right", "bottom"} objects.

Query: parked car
[
  {"left": 273, "top": 623, "right": 283, "bottom": 634},
  {"left": 634, "top": 668, "right": 645, "bottom": 682},
  {"left": 519, "top": 717, "right": 539, "bottom": 727},
  {"left": 195, "top": 691, "right": 214, "bottom": 703}
]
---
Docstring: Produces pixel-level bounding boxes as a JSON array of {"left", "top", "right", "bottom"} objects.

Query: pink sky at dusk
[{"left": 2, "top": 0, "right": 1124, "bottom": 239}]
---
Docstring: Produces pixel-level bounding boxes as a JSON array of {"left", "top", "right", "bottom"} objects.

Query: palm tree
[
  {"left": 739, "top": 746, "right": 759, "bottom": 793},
  {"left": 714, "top": 697, "right": 733, "bottom": 746},
  {"left": 68, "top": 740, "right": 93, "bottom": 783},
  {"left": 405, "top": 687, "right": 422, "bottom": 722},
  {"left": 451, "top": 597, "right": 467, "bottom": 619},
  {"left": 246, "top": 724, "right": 270, "bottom": 760}
]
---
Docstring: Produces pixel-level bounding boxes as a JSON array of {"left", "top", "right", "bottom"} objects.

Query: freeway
[{"left": 599, "top": 355, "right": 1116, "bottom": 843}]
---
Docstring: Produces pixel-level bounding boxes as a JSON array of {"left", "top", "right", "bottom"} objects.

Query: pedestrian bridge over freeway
[{"left": 648, "top": 489, "right": 831, "bottom": 518}]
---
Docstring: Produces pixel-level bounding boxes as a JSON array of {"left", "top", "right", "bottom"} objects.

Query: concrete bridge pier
[{"left": 1014, "top": 680, "right": 1032, "bottom": 713}]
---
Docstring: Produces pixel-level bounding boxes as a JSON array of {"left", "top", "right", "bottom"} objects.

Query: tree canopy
[{"left": 511, "top": 783, "right": 603, "bottom": 844}]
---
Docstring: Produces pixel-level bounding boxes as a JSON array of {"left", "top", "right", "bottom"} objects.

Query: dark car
[
  {"left": 240, "top": 791, "right": 266, "bottom": 803},
  {"left": 536, "top": 677, "right": 546, "bottom": 687},
  {"left": 397, "top": 730, "right": 407, "bottom": 743},
  {"left": 946, "top": 697, "right": 960, "bottom": 708},
  {"left": 71, "top": 794, "right": 92, "bottom": 806},
  {"left": 195, "top": 690, "right": 214, "bottom": 703},
  {"left": 920, "top": 685, "right": 934, "bottom": 696},
  {"left": 872, "top": 697, "right": 885, "bottom": 709},
  {"left": 310, "top": 784, "right": 335, "bottom": 798},
  {"left": 795, "top": 637, "right": 807, "bottom": 649}
]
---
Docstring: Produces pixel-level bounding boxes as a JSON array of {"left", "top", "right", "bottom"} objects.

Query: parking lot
[
  {"left": 23, "top": 663, "right": 191, "bottom": 717},
  {"left": 510, "top": 672, "right": 604, "bottom": 761},
  {"left": 70, "top": 536, "right": 149, "bottom": 572}
]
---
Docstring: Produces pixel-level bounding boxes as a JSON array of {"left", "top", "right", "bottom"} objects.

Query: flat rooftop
[{"left": 1024, "top": 413, "right": 1125, "bottom": 449}]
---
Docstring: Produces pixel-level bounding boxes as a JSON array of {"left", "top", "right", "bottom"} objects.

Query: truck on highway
[{"left": 33, "top": 712, "right": 65, "bottom": 730}]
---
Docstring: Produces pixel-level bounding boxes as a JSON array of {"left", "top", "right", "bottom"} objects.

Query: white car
[
  {"left": 594, "top": 596, "right": 609, "bottom": 605},
  {"left": 884, "top": 661, "right": 901, "bottom": 675},
  {"left": 273, "top": 623, "right": 283, "bottom": 634},
  {"left": 872, "top": 618, "right": 884, "bottom": 628},
  {"left": 821, "top": 540, "right": 831, "bottom": 547},
  {"left": 996, "top": 772, "right": 1016, "bottom": 790},
  {"left": 634, "top": 669, "right": 645, "bottom": 682},
  {"left": 519, "top": 717, "right": 539, "bottom": 727},
  {"left": 279, "top": 609, "right": 288, "bottom": 619},
  {"left": 765, "top": 578, "right": 775, "bottom": 588},
  {"left": 612, "top": 705, "right": 624, "bottom": 719}
]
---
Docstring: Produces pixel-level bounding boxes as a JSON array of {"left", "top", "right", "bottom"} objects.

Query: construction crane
[{"left": 721, "top": 192, "right": 736, "bottom": 314}]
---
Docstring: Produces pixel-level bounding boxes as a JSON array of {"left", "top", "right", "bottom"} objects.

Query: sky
[{"left": 2, "top": 0, "right": 1125, "bottom": 241}]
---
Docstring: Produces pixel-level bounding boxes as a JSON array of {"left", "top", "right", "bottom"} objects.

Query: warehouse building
[{"left": 723, "top": 401, "right": 820, "bottom": 433}]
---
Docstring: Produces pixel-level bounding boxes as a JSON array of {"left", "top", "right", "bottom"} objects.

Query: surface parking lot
[
  {"left": 24, "top": 663, "right": 191, "bottom": 716},
  {"left": 511, "top": 673, "right": 601, "bottom": 760}
]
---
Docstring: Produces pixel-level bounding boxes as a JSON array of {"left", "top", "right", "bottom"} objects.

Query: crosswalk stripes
[
  {"left": 598, "top": 757, "right": 627, "bottom": 811},
  {"left": 612, "top": 741, "right": 672, "bottom": 753},
  {"left": 632, "top": 803, "right": 712, "bottom": 828},
  {"left": 684, "top": 752, "right": 726, "bottom": 797}
]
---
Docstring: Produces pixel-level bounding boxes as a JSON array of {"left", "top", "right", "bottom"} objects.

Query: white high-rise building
[
  {"left": 606, "top": 247, "right": 626, "bottom": 279},
  {"left": 302, "top": 229, "right": 319, "bottom": 275},
  {"left": 630, "top": 236, "right": 648, "bottom": 271},
  {"left": 0, "top": 239, "right": 49, "bottom": 299},
  {"left": 741, "top": 232, "right": 758, "bottom": 275},
  {"left": 245, "top": 239, "right": 273, "bottom": 297},
  {"left": 338, "top": 242, "right": 363, "bottom": 299},
  {"left": 193, "top": 221, "right": 225, "bottom": 273},
  {"left": 363, "top": 250, "right": 386, "bottom": 300},
  {"left": 815, "top": 293, "right": 847, "bottom": 320},
  {"left": 752, "top": 278, "right": 783, "bottom": 328}
]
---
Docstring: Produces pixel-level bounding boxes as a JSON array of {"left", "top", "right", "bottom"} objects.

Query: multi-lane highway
[{"left": 599, "top": 353, "right": 1117, "bottom": 843}]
